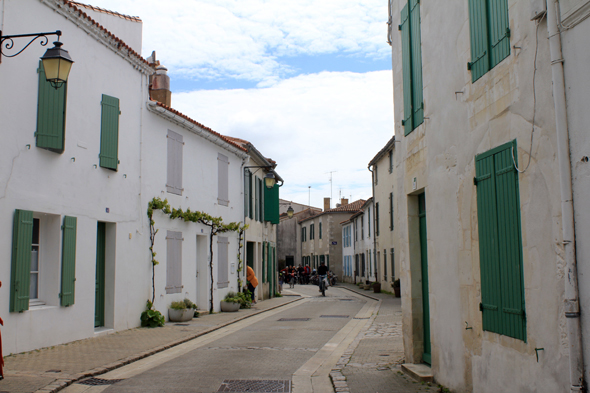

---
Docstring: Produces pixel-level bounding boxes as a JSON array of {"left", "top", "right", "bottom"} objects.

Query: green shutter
[
  {"left": 255, "top": 178, "right": 259, "bottom": 221},
  {"left": 36, "top": 61, "right": 67, "bottom": 153},
  {"left": 60, "top": 216, "right": 77, "bottom": 307},
  {"left": 475, "top": 140, "right": 525, "bottom": 341},
  {"left": 390, "top": 192, "right": 394, "bottom": 230},
  {"left": 264, "top": 184, "right": 280, "bottom": 224},
  {"left": 99, "top": 95, "right": 120, "bottom": 170},
  {"left": 319, "top": 222, "right": 322, "bottom": 239},
  {"left": 244, "top": 169, "right": 250, "bottom": 218},
  {"left": 248, "top": 172, "right": 253, "bottom": 219},
  {"left": 488, "top": 0, "right": 510, "bottom": 69},
  {"left": 267, "top": 243, "right": 272, "bottom": 286},
  {"left": 10, "top": 209, "right": 33, "bottom": 313},
  {"left": 410, "top": 0, "right": 424, "bottom": 129},
  {"left": 468, "top": 0, "right": 490, "bottom": 82},
  {"left": 400, "top": 4, "right": 413, "bottom": 135}
]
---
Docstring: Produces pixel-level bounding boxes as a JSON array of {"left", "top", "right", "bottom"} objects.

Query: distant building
[{"left": 277, "top": 205, "right": 321, "bottom": 269}]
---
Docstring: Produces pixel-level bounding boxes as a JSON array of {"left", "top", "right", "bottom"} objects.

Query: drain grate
[
  {"left": 277, "top": 318, "right": 310, "bottom": 321},
  {"left": 78, "top": 378, "right": 125, "bottom": 386},
  {"left": 339, "top": 299, "right": 354, "bottom": 301},
  {"left": 45, "top": 369, "right": 61, "bottom": 373},
  {"left": 218, "top": 379, "right": 291, "bottom": 392},
  {"left": 320, "top": 315, "right": 349, "bottom": 318},
  {"left": 174, "top": 323, "right": 190, "bottom": 326}
]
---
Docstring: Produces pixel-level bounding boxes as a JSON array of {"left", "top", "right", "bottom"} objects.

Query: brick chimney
[
  {"left": 341, "top": 198, "right": 349, "bottom": 206},
  {"left": 324, "top": 197, "right": 331, "bottom": 212},
  {"left": 150, "top": 65, "right": 171, "bottom": 107}
]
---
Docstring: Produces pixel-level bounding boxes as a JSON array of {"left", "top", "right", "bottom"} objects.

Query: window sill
[{"left": 28, "top": 303, "right": 57, "bottom": 311}]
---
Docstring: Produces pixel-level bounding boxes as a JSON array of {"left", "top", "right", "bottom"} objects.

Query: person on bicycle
[{"left": 318, "top": 262, "right": 329, "bottom": 292}]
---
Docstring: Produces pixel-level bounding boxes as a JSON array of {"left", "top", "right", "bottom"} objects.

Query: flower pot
[
  {"left": 220, "top": 301, "right": 240, "bottom": 312},
  {"left": 393, "top": 286, "right": 401, "bottom": 298},
  {"left": 168, "top": 308, "right": 194, "bottom": 322},
  {"left": 373, "top": 282, "right": 381, "bottom": 293}
]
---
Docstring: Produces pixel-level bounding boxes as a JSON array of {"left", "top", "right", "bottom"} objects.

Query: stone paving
[
  {"left": 0, "top": 296, "right": 301, "bottom": 393},
  {"left": 332, "top": 284, "right": 437, "bottom": 393}
]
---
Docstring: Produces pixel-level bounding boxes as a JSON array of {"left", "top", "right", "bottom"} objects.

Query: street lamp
[
  {"left": 264, "top": 172, "right": 276, "bottom": 189},
  {"left": 287, "top": 206, "right": 294, "bottom": 218},
  {"left": 1, "top": 30, "right": 73, "bottom": 89}
]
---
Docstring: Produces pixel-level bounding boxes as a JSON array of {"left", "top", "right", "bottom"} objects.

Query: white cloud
[
  {"left": 172, "top": 70, "right": 395, "bottom": 208},
  {"left": 82, "top": 0, "right": 389, "bottom": 83}
]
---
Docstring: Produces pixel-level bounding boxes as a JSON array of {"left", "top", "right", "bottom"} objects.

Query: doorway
[
  {"left": 418, "top": 193, "right": 431, "bottom": 364},
  {"left": 95, "top": 222, "right": 106, "bottom": 327}
]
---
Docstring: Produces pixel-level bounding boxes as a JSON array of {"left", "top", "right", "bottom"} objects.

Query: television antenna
[{"left": 325, "top": 171, "right": 337, "bottom": 209}]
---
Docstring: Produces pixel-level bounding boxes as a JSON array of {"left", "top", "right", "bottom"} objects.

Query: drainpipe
[
  {"left": 240, "top": 156, "right": 248, "bottom": 293},
  {"left": 546, "top": 2, "right": 584, "bottom": 391},
  {"left": 368, "top": 164, "right": 378, "bottom": 282}
]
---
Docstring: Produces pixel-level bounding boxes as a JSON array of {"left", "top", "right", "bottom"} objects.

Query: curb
[
  {"left": 35, "top": 296, "right": 303, "bottom": 393},
  {"left": 335, "top": 285, "right": 381, "bottom": 302}
]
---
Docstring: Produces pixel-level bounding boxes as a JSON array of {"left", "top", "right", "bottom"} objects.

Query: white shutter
[
  {"left": 166, "top": 130, "right": 183, "bottom": 195},
  {"left": 217, "top": 153, "right": 229, "bottom": 206},
  {"left": 217, "top": 237, "right": 229, "bottom": 288},
  {"left": 166, "top": 231, "right": 183, "bottom": 294}
]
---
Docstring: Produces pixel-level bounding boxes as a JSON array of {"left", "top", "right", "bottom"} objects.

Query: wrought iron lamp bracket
[{"left": 0, "top": 30, "right": 62, "bottom": 59}]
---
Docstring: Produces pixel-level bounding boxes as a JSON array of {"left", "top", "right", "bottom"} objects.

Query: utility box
[{"left": 530, "top": 0, "right": 547, "bottom": 20}]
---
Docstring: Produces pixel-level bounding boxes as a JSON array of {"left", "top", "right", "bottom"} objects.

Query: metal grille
[
  {"left": 339, "top": 298, "right": 354, "bottom": 301},
  {"left": 277, "top": 318, "right": 310, "bottom": 321},
  {"left": 174, "top": 323, "right": 190, "bottom": 326},
  {"left": 78, "top": 378, "right": 125, "bottom": 386},
  {"left": 320, "top": 315, "right": 349, "bottom": 318},
  {"left": 218, "top": 379, "right": 291, "bottom": 392}
]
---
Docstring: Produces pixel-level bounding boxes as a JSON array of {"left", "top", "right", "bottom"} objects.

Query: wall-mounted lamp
[
  {"left": 287, "top": 206, "right": 294, "bottom": 218},
  {"left": 1, "top": 30, "right": 74, "bottom": 89},
  {"left": 244, "top": 165, "right": 283, "bottom": 189}
]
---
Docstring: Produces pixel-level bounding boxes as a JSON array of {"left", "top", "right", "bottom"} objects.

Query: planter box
[
  {"left": 220, "top": 301, "right": 240, "bottom": 312},
  {"left": 168, "top": 308, "right": 193, "bottom": 322}
]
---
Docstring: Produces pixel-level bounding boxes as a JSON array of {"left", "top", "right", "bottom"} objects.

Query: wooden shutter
[
  {"left": 262, "top": 241, "right": 266, "bottom": 283},
  {"left": 468, "top": 0, "right": 490, "bottom": 81},
  {"left": 409, "top": 0, "right": 424, "bottom": 129},
  {"left": 255, "top": 177, "right": 259, "bottom": 221},
  {"left": 264, "top": 184, "right": 280, "bottom": 224},
  {"left": 390, "top": 192, "right": 394, "bottom": 230},
  {"left": 384, "top": 250, "right": 388, "bottom": 280},
  {"left": 248, "top": 171, "right": 253, "bottom": 219},
  {"left": 60, "top": 216, "right": 77, "bottom": 306},
  {"left": 400, "top": 3, "right": 413, "bottom": 135},
  {"left": 166, "top": 130, "right": 183, "bottom": 195},
  {"left": 36, "top": 61, "right": 66, "bottom": 153},
  {"left": 99, "top": 95, "right": 120, "bottom": 170},
  {"left": 488, "top": 0, "right": 510, "bottom": 68},
  {"left": 244, "top": 169, "right": 250, "bottom": 217},
  {"left": 391, "top": 248, "right": 395, "bottom": 280},
  {"left": 218, "top": 153, "right": 229, "bottom": 206},
  {"left": 319, "top": 222, "right": 322, "bottom": 239},
  {"left": 267, "top": 243, "right": 272, "bottom": 285},
  {"left": 217, "top": 237, "right": 229, "bottom": 288},
  {"left": 10, "top": 209, "right": 33, "bottom": 312},
  {"left": 166, "top": 231, "right": 183, "bottom": 294},
  {"left": 376, "top": 202, "right": 380, "bottom": 236},
  {"left": 475, "top": 141, "right": 525, "bottom": 341}
]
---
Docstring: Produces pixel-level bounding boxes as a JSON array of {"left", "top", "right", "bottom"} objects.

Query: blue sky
[{"left": 88, "top": 0, "right": 394, "bottom": 209}]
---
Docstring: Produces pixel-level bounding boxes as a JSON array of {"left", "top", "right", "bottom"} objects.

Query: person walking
[{"left": 246, "top": 266, "right": 258, "bottom": 304}]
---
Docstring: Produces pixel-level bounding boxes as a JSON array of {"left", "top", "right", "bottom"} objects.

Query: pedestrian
[{"left": 246, "top": 266, "right": 258, "bottom": 304}]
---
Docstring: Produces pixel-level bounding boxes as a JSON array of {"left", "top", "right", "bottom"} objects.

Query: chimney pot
[{"left": 150, "top": 64, "right": 171, "bottom": 107}]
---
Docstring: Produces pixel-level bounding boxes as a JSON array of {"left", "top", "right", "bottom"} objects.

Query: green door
[
  {"left": 95, "top": 222, "right": 106, "bottom": 327},
  {"left": 418, "top": 194, "right": 431, "bottom": 364}
]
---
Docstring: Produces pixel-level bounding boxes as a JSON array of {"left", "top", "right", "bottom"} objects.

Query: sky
[{"left": 88, "top": 0, "right": 394, "bottom": 209}]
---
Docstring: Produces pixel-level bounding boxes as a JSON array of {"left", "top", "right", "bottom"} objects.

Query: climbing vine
[{"left": 147, "top": 197, "right": 247, "bottom": 314}]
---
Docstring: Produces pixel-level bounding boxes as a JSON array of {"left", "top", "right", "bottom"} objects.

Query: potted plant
[
  {"left": 221, "top": 291, "right": 241, "bottom": 312},
  {"left": 393, "top": 279, "right": 401, "bottom": 298},
  {"left": 373, "top": 281, "right": 381, "bottom": 293},
  {"left": 168, "top": 298, "right": 197, "bottom": 322}
]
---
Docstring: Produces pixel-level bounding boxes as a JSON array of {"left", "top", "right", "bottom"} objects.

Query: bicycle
[{"left": 319, "top": 274, "right": 328, "bottom": 296}]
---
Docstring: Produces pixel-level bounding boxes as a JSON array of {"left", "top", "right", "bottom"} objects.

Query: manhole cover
[
  {"left": 320, "top": 315, "right": 349, "bottom": 318},
  {"left": 277, "top": 318, "right": 310, "bottom": 321},
  {"left": 218, "top": 379, "right": 291, "bottom": 392},
  {"left": 78, "top": 378, "right": 125, "bottom": 386}
]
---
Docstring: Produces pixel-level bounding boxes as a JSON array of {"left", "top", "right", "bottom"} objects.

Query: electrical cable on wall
[{"left": 512, "top": 13, "right": 546, "bottom": 173}]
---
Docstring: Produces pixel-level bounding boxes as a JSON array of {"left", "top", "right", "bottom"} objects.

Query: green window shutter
[
  {"left": 259, "top": 179, "right": 264, "bottom": 222},
  {"left": 267, "top": 243, "right": 272, "bottom": 285},
  {"left": 410, "top": 0, "right": 424, "bottom": 129},
  {"left": 36, "top": 61, "right": 67, "bottom": 153},
  {"left": 244, "top": 170, "right": 250, "bottom": 218},
  {"left": 475, "top": 140, "right": 525, "bottom": 341},
  {"left": 60, "top": 216, "right": 77, "bottom": 306},
  {"left": 400, "top": 4, "right": 414, "bottom": 135},
  {"left": 248, "top": 172, "right": 253, "bottom": 219},
  {"left": 10, "top": 209, "right": 34, "bottom": 313},
  {"left": 326, "top": 255, "right": 330, "bottom": 270},
  {"left": 255, "top": 177, "right": 259, "bottom": 221},
  {"left": 99, "top": 95, "right": 120, "bottom": 170},
  {"left": 262, "top": 241, "right": 266, "bottom": 283},
  {"left": 264, "top": 184, "right": 280, "bottom": 224},
  {"left": 390, "top": 192, "right": 394, "bottom": 231},
  {"left": 488, "top": 0, "right": 510, "bottom": 69},
  {"left": 468, "top": 0, "right": 490, "bottom": 81},
  {"left": 319, "top": 222, "right": 322, "bottom": 239}
]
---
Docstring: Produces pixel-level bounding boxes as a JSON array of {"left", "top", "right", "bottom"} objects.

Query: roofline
[
  {"left": 147, "top": 101, "right": 249, "bottom": 159},
  {"left": 43, "top": 0, "right": 153, "bottom": 75},
  {"left": 69, "top": 1, "right": 142, "bottom": 22},
  {"left": 229, "top": 138, "right": 284, "bottom": 183},
  {"left": 368, "top": 135, "right": 396, "bottom": 167}
]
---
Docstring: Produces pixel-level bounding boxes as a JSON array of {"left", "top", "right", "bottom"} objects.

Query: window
[
  {"left": 374, "top": 165, "right": 378, "bottom": 185},
  {"left": 475, "top": 140, "right": 525, "bottom": 341},
  {"left": 36, "top": 61, "right": 67, "bottom": 153},
  {"left": 390, "top": 192, "right": 395, "bottom": 231},
  {"left": 244, "top": 170, "right": 250, "bottom": 218},
  {"left": 361, "top": 216, "right": 364, "bottom": 239},
  {"left": 217, "top": 237, "right": 229, "bottom": 288},
  {"left": 368, "top": 207, "right": 371, "bottom": 238},
  {"left": 302, "top": 226, "right": 307, "bottom": 242},
  {"left": 319, "top": 222, "right": 322, "bottom": 239},
  {"left": 468, "top": 0, "right": 510, "bottom": 82},
  {"left": 10, "top": 211, "right": 77, "bottom": 312},
  {"left": 384, "top": 249, "right": 387, "bottom": 281},
  {"left": 375, "top": 202, "right": 380, "bottom": 236},
  {"left": 255, "top": 177, "right": 260, "bottom": 221},
  {"left": 166, "top": 231, "right": 183, "bottom": 294},
  {"left": 389, "top": 150, "right": 393, "bottom": 173},
  {"left": 248, "top": 172, "right": 254, "bottom": 219},
  {"left": 99, "top": 95, "right": 120, "bottom": 171},
  {"left": 218, "top": 153, "right": 229, "bottom": 206},
  {"left": 310, "top": 223, "right": 315, "bottom": 240},
  {"left": 391, "top": 248, "right": 395, "bottom": 281},
  {"left": 400, "top": 0, "right": 424, "bottom": 136},
  {"left": 166, "top": 130, "right": 183, "bottom": 195}
]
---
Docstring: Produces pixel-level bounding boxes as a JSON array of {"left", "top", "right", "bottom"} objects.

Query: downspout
[
  {"left": 368, "top": 164, "right": 378, "bottom": 282},
  {"left": 240, "top": 156, "right": 248, "bottom": 293},
  {"left": 546, "top": 2, "right": 584, "bottom": 391}
]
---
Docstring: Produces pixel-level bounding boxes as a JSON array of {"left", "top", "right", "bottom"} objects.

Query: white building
[
  {"left": 350, "top": 198, "right": 375, "bottom": 283},
  {"left": 340, "top": 219, "right": 354, "bottom": 283}
]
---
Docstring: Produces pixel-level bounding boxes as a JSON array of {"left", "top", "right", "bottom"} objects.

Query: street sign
[{"left": 331, "top": 241, "right": 337, "bottom": 245}]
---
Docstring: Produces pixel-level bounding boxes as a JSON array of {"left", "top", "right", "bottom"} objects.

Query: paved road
[{"left": 62, "top": 285, "right": 375, "bottom": 393}]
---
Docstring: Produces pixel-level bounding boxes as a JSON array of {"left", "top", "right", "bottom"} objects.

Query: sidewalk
[
  {"left": 332, "top": 283, "right": 431, "bottom": 393},
  {"left": 0, "top": 295, "right": 302, "bottom": 393}
]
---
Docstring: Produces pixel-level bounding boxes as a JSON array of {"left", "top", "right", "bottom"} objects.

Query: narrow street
[{"left": 56, "top": 285, "right": 427, "bottom": 393}]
